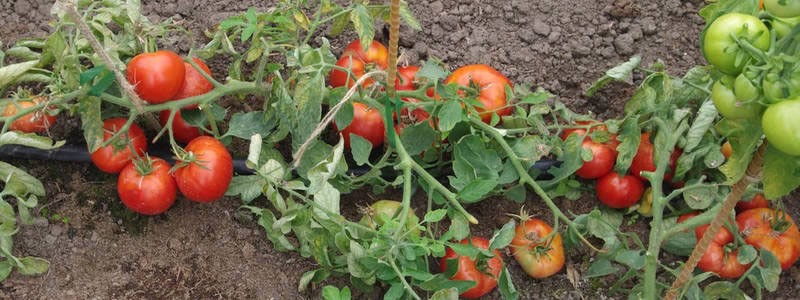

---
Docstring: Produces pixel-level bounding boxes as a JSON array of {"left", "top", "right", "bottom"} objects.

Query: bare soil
[{"left": 2, "top": 0, "right": 800, "bottom": 299}]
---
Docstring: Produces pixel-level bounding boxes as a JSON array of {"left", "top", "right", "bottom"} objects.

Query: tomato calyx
[{"left": 130, "top": 154, "right": 157, "bottom": 176}]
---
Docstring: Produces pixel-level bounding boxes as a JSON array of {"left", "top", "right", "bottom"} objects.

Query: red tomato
[
  {"left": 735, "top": 193, "right": 769, "bottom": 212},
  {"left": 90, "top": 118, "right": 148, "bottom": 174},
  {"left": 576, "top": 139, "right": 616, "bottom": 179},
  {"left": 678, "top": 212, "right": 749, "bottom": 279},
  {"left": 173, "top": 136, "right": 233, "bottom": 203},
  {"left": 606, "top": 134, "right": 621, "bottom": 154},
  {"left": 396, "top": 66, "right": 420, "bottom": 91},
  {"left": 172, "top": 58, "right": 213, "bottom": 109},
  {"left": 440, "top": 237, "right": 503, "bottom": 299},
  {"left": 445, "top": 64, "right": 513, "bottom": 123},
  {"left": 329, "top": 56, "right": 370, "bottom": 88},
  {"left": 2, "top": 97, "right": 57, "bottom": 133},
  {"left": 159, "top": 109, "right": 203, "bottom": 144},
  {"left": 510, "top": 218, "right": 565, "bottom": 278},
  {"left": 334, "top": 102, "right": 385, "bottom": 148},
  {"left": 596, "top": 172, "right": 645, "bottom": 209},
  {"left": 737, "top": 208, "right": 800, "bottom": 270},
  {"left": 630, "top": 133, "right": 681, "bottom": 182},
  {"left": 117, "top": 158, "right": 177, "bottom": 215},
  {"left": 126, "top": 50, "right": 186, "bottom": 104},
  {"left": 560, "top": 121, "right": 609, "bottom": 141},
  {"left": 342, "top": 39, "right": 389, "bottom": 69}
]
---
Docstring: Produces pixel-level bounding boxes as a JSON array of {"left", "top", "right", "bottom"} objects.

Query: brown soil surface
[{"left": 2, "top": 0, "right": 800, "bottom": 299}]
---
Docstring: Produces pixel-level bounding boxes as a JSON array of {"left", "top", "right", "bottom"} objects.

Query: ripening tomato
[
  {"left": 334, "top": 102, "right": 385, "bottom": 148},
  {"left": 510, "top": 218, "right": 565, "bottom": 278},
  {"left": 630, "top": 133, "right": 681, "bottom": 182},
  {"left": 2, "top": 97, "right": 57, "bottom": 133},
  {"left": 596, "top": 172, "right": 645, "bottom": 209},
  {"left": 117, "top": 158, "right": 177, "bottom": 215},
  {"left": 341, "top": 39, "right": 389, "bottom": 69},
  {"left": 560, "top": 120, "right": 609, "bottom": 141},
  {"left": 173, "top": 136, "right": 233, "bottom": 203},
  {"left": 329, "top": 56, "right": 371, "bottom": 88},
  {"left": 440, "top": 237, "right": 503, "bottom": 299},
  {"left": 576, "top": 139, "right": 616, "bottom": 179},
  {"left": 678, "top": 212, "right": 749, "bottom": 279},
  {"left": 703, "top": 13, "right": 770, "bottom": 75},
  {"left": 358, "top": 200, "right": 419, "bottom": 235},
  {"left": 721, "top": 141, "right": 733, "bottom": 159},
  {"left": 736, "top": 193, "right": 769, "bottom": 212},
  {"left": 737, "top": 208, "right": 800, "bottom": 270},
  {"left": 771, "top": 16, "right": 800, "bottom": 39},
  {"left": 126, "top": 50, "right": 186, "bottom": 104},
  {"left": 159, "top": 109, "right": 203, "bottom": 144},
  {"left": 90, "top": 118, "right": 148, "bottom": 174},
  {"left": 172, "top": 58, "right": 214, "bottom": 109},
  {"left": 762, "top": 98, "right": 800, "bottom": 156},
  {"left": 445, "top": 64, "right": 513, "bottom": 123}
]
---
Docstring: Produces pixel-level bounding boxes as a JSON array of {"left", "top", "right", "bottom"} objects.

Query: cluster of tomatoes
[
  {"left": 87, "top": 50, "right": 234, "bottom": 215},
  {"left": 562, "top": 122, "right": 681, "bottom": 211},
  {"left": 704, "top": 3, "right": 800, "bottom": 156},
  {"left": 678, "top": 195, "right": 800, "bottom": 278},
  {"left": 328, "top": 39, "right": 514, "bottom": 149}
]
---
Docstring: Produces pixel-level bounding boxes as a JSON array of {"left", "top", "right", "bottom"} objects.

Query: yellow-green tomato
[
  {"left": 359, "top": 200, "right": 419, "bottom": 234},
  {"left": 765, "top": 0, "right": 800, "bottom": 18},
  {"left": 703, "top": 13, "right": 771, "bottom": 75},
  {"left": 637, "top": 187, "right": 654, "bottom": 217},
  {"left": 711, "top": 76, "right": 762, "bottom": 119},
  {"left": 771, "top": 16, "right": 800, "bottom": 39},
  {"left": 762, "top": 98, "right": 800, "bottom": 156}
]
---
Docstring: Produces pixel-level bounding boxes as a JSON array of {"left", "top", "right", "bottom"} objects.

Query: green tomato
[
  {"left": 762, "top": 72, "right": 800, "bottom": 104},
  {"left": 703, "top": 13, "right": 771, "bottom": 75},
  {"left": 358, "top": 200, "right": 420, "bottom": 235},
  {"left": 762, "top": 98, "right": 800, "bottom": 156},
  {"left": 712, "top": 76, "right": 762, "bottom": 119},
  {"left": 770, "top": 16, "right": 800, "bottom": 39},
  {"left": 734, "top": 73, "right": 761, "bottom": 102},
  {"left": 765, "top": 0, "right": 800, "bottom": 18}
]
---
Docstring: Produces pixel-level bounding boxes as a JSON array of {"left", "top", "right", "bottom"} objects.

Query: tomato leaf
[
  {"left": 457, "top": 179, "right": 497, "bottom": 203},
  {"left": 613, "top": 116, "right": 641, "bottom": 174},
  {"left": 683, "top": 99, "right": 718, "bottom": 153},
  {"left": 758, "top": 248, "right": 781, "bottom": 291},
  {"left": 349, "top": 5, "right": 374, "bottom": 52},
  {"left": 538, "top": 133, "right": 583, "bottom": 188},
  {"left": 400, "top": 122, "right": 435, "bottom": 156},
  {"left": 716, "top": 118, "right": 761, "bottom": 184},
  {"left": 224, "top": 111, "right": 276, "bottom": 139},
  {"left": 0, "top": 260, "right": 11, "bottom": 282},
  {"left": 587, "top": 208, "right": 623, "bottom": 250},
  {"left": 423, "top": 209, "right": 447, "bottom": 223},
  {"left": 437, "top": 100, "right": 463, "bottom": 132},
  {"left": 0, "top": 132, "right": 64, "bottom": 150},
  {"left": 498, "top": 267, "right": 519, "bottom": 300},
  {"left": 585, "top": 56, "right": 641, "bottom": 97},
  {"left": 333, "top": 101, "right": 354, "bottom": 131},
  {"left": 489, "top": 220, "right": 516, "bottom": 251},
  {"left": 329, "top": 10, "right": 351, "bottom": 36},
  {"left": 447, "top": 242, "right": 480, "bottom": 259},
  {"left": 225, "top": 175, "right": 265, "bottom": 204},
  {"left": 0, "top": 161, "right": 45, "bottom": 197},
  {"left": 291, "top": 74, "right": 325, "bottom": 151},
  {"left": 446, "top": 211, "right": 469, "bottom": 241},
  {"left": 504, "top": 184, "right": 527, "bottom": 203},
  {"left": 417, "top": 60, "right": 448, "bottom": 82},
  {"left": 0, "top": 60, "right": 37, "bottom": 89},
  {"left": 699, "top": 0, "right": 759, "bottom": 25},
  {"left": 349, "top": 134, "right": 373, "bottom": 166},
  {"left": 762, "top": 144, "right": 800, "bottom": 199},
  {"left": 78, "top": 96, "right": 103, "bottom": 152},
  {"left": 399, "top": 4, "right": 421, "bottom": 31},
  {"left": 586, "top": 258, "right": 619, "bottom": 278},
  {"left": 15, "top": 256, "right": 48, "bottom": 276},
  {"left": 614, "top": 250, "right": 645, "bottom": 270},
  {"left": 702, "top": 281, "right": 746, "bottom": 300},
  {"left": 429, "top": 288, "right": 459, "bottom": 300},
  {"left": 737, "top": 245, "right": 757, "bottom": 265},
  {"left": 683, "top": 185, "right": 719, "bottom": 210},
  {"left": 419, "top": 275, "right": 475, "bottom": 293}
]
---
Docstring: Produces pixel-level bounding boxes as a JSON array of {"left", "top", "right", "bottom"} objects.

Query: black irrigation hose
[{"left": 0, "top": 144, "right": 562, "bottom": 178}]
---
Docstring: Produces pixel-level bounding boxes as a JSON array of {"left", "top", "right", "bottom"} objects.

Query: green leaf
[
  {"left": 447, "top": 242, "right": 480, "bottom": 258},
  {"left": 399, "top": 4, "right": 421, "bottom": 30},
  {"left": 429, "top": 288, "right": 459, "bottom": 300},
  {"left": 224, "top": 111, "right": 276, "bottom": 139},
  {"left": 298, "top": 269, "right": 327, "bottom": 292},
  {"left": 225, "top": 175, "right": 265, "bottom": 204},
  {"left": 349, "top": 134, "right": 373, "bottom": 166},
  {"left": 419, "top": 274, "right": 475, "bottom": 292},
  {"left": 423, "top": 209, "right": 447, "bottom": 223},
  {"left": 759, "top": 249, "right": 781, "bottom": 292},
  {"left": 683, "top": 99, "right": 718, "bottom": 153},
  {"left": 0, "top": 161, "right": 45, "bottom": 196},
  {"left": 585, "top": 56, "right": 641, "bottom": 97},
  {"left": 383, "top": 283, "right": 403, "bottom": 300},
  {"left": 78, "top": 96, "right": 103, "bottom": 152},
  {"left": 498, "top": 267, "right": 519, "bottom": 300},
  {"left": 0, "top": 60, "right": 37, "bottom": 89},
  {"left": 291, "top": 74, "right": 325, "bottom": 151},
  {"left": 349, "top": 5, "right": 374, "bottom": 51},
  {"left": 614, "top": 250, "right": 645, "bottom": 270},
  {"left": 321, "top": 286, "right": 342, "bottom": 300},
  {"left": 763, "top": 144, "right": 800, "bottom": 199},
  {"left": 0, "top": 260, "right": 12, "bottom": 281},
  {"left": 16, "top": 256, "right": 48, "bottom": 275},
  {"left": 538, "top": 133, "right": 583, "bottom": 187},
  {"left": 717, "top": 118, "right": 761, "bottom": 184},
  {"left": 329, "top": 11, "right": 351, "bottom": 36},
  {"left": 447, "top": 212, "right": 470, "bottom": 241},
  {"left": 417, "top": 60, "right": 448, "bottom": 82},
  {"left": 0, "top": 132, "right": 64, "bottom": 149},
  {"left": 437, "top": 100, "right": 463, "bottom": 132},
  {"left": 683, "top": 185, "right": 719, "bottom": 210},
  {"left": 613, "top": 116, "right": 642, "bottom": 174},
  {"left": 587, "top": 208, "right": 623, "bottom": 249},
  {"left": 738, "top": 245, "right": 757, "bottom": 265},
  {"left": 400, "top": 122, "right": 435, "bottom": 156},
  {"left": 334, "top": 101, "right": 354, "bottom": 131},
  {"left": 586, "top": 258, "right": 619, "bottom": 278},
  {"left": 457, "top": 179, "right": 497, "bottom": 203},
  {"left": 699, "top": 0, "right": 758, "bottom": 24},
  {"left": 702, "top": 281, "right": 746, "bottom": 300},
  {"left": 489, "top": 220, "right": 516, "bottom": 251}
]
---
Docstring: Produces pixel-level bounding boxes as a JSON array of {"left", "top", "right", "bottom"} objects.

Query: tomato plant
[
  {"left": 159, "top": 109, "right": 203, "bottom": 144},
  {"left": 334, "top": 102, "right": 385, "bottom": 148},
  {"left": 576, "top": 139, "right": 616, "bottom": 179},
  {"left": 596, "top": 172, "right": 644, "bottom": 209},
  {"left": 125, "top": 50, "right": 186, "bottom": 104},
  {"left": 2, "top": 97, "right": 57, "bottom": 133},
  {"left": 117, "top": 157, "right": 177, "bottom": 215},
  {"left": 341, "top": 39, "right": 389, "bottom": 69},
  {"left": 445, "top": 64, "right": 512, "bottom": 123},
  {"left": 440, "top": 237, "right": 503, "bottom": 299},
  {"left": 762, "top": 98, "right": 800, "bottom": 156},
  {"left": 90, "top": 118, "right": 148, "bottom": 174},
  {"left": 678, "top": 212, "right": 749, "bottom": 279},
  {"left": 329, "top": 56, "right": 370, "bottom": 88},
  {"left": 510, "top": 218, "right": 564, "bottom": 278},
  {"left": 737, "top": 208, "right": 800, "bottom": 270},
  {"left": 702, "top": 13, "right": 770, "bottom": 75},
  {"left": 173, "top": 136, "right": 233, "bottom": 203}
]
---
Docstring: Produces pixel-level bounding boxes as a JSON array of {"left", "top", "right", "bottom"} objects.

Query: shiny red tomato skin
[
  {"left": 342, "top": 39, "right": 389, "bottom": 69},
  {"left": 596, "top": 172, "right": 645, "bottom": 209},
  {"left": 173, "top": 58, "right": 213, "bottom": 109},
  {"left": 440, "top": 237, "right": 503, "bottom": 299},
  {"left": 510, "top": 218, "right": 565, "bottom": 278},
  {"left": 630, "top": 133, "right": 681, "bottom": 182},
  {"left": 445, "top": 64, "right": 513, "bottom": 123},
  {"left": 329, "top": 56, "right": 370, "bottom": 88},
  {"left": 735, "top": 193, "right": 769, "bottom": 212},
  {"left": 396, "top": 66, "right": 420, "bottom": 90},
  {"left": 159, "top": 109, "right": 203, "bottom": 144},
  {"left": 2, "top": 97, "right": 57, "bottom": 133},
  {"left": 334, "top": 102, "right": 385, "bottom": 148},
  {"left": 576, "top": 139, "right": 616, "bottom": 179},
  {"left": 678, "top": 212, "right": 749, "bottom": 278},
  {"left": 126, "top": 50, "right": 186, "bottom": 104},
  {"left": 90, "top": 118, "right": 148, "bottom": 174},
  {"left": 117, "top": 158, "right": 177, "bottom": 215},
  {"left": 737, "top": 208, "right": 800, "bottom": 270},
  {"left": 173, "top": 136, "right": 233, "bottom": 203}
]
